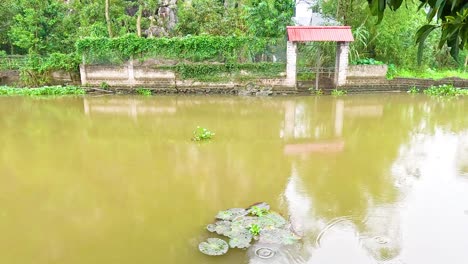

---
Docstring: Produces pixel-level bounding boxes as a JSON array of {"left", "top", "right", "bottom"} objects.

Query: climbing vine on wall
[
  {"left": 76, "top": 34, "right": 271, "bottom": 63},
  {"left": 170, "top": 62, "right": 286, "bottom": 80}
]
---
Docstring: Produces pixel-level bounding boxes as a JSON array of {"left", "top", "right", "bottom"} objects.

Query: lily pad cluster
[{"left": 198, "top": 202, "right": 301, "bottom": 256}]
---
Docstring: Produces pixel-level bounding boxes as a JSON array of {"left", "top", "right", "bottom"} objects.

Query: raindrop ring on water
[
  {"left": 255, "top": 248, "right": 275, "bottom": 259},
  {"left": 374, "top": 236, "right": 389, "bottom": 244}
]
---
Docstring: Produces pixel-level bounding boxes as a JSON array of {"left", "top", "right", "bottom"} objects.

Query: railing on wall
[{"left": 0, "top": 55, "right": 27, "bottom": 70}]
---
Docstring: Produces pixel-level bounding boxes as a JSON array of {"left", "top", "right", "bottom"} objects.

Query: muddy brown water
[{"left": 0, "top": 94, "right": 467, "bottom": 264}]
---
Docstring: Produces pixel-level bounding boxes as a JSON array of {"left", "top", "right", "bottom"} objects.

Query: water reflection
[
  {"left": 279, "top": 95, "right": 467, "bottom": 264},
  {"left": 0, "top": 95, "right": 466, "bottom": 264}
]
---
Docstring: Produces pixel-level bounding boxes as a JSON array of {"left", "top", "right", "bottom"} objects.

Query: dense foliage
[
  {"left": 76, "top": 34, "right": 269, "bottom": 63},
  {"left": 366, "top": 0, "right": 468, "bottom": 63},
  {"left": 0, "top": 85, "right": 85, "bottom": 96},
  {"left": 0, "top": 0, "right": 467, "bottom": 85},
  {"left": 316, "top": 0, "right": 466, "bottom": 70}
]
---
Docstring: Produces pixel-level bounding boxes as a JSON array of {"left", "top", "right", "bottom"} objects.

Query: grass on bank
[
  {"left": 0, "top": 86, "right": 85, "bottom": 96},
  {"left": 394, "top": 68, "right": 468, "bottom": 80}
]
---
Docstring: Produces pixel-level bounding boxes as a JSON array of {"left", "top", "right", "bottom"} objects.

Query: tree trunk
[
  {"left": 105, "top": 0, "right": 113, "bottom": 38},
  {"left": 464, "top": 55, "right": 468, "bottom": 72},
  {"left": 136, "top": 4, "right": 143, "bottom": 37}
]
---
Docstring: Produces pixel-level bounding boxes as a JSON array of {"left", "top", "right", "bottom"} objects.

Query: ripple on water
[
  {"left": 255, "top": 248, "right": 275, "bottom": 259},
  {"left": 313, "top": 214, "right": 402, "bottom": 262},
  {"left": 315, "top": 216, "right": 357, "bottom": 247}
]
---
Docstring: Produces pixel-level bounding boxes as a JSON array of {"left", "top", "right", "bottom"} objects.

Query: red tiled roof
[{"left": 287, "top": 26, "right": 354, "bottom": 42}]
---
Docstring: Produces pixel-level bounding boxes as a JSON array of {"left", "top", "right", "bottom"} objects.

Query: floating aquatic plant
[
  {"left": 192, "top": 126, "right": 215, "bottom": 141},
  {"left": 207, "top": 221, "right": 232, "bottom": 236},
  {"left": 228, "top": 229, "right": 253, "bottom": 249},
  {"left": 257, "top": 212, "right": 288, "bottom": 229},
  {"left": 198, "top": 202, "right": 301, "bottom": 256},
  {"left": 216, "top": 208, "right": 247, "bottom": 221},
  {"left": 198, "top": 238, "right": 229, "bottom": 256},
  {"left": 259, "top": 229, "right": 301, "bottom": 245},
  {"left": 249, "top": 224, "right": 261, "bottom": 236},
  {"left": 248, "top": 202, "right": 270, "bottom": 213},
  {"left": 250, "top": 206, "right": 269, "bottom": 217}
]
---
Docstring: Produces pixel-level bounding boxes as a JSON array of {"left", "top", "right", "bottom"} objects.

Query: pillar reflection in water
[{"left": 277, "top": 97, "right": 404, "bottom": 264}]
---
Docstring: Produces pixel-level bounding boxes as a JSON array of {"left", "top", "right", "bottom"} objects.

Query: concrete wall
[
  {"left": 81, "top": 64, "right": 176, "bottom": 87},
  {"left": 298, "top": 77, "right": 468, "bottom": 93},
  {"left": 0, "top": 70, "right": 78, "bottom": 86},
  {"left": 79, "top": 64, "right": 295, "bottom": 90},
  {"left": 0, "top": 70, "right": 20, "bottom": 85},
  {"left": 348, "top": 65, "right": 388, "bottom": 78}
]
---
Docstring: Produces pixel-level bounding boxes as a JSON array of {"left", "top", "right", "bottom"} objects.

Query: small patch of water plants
[
  {"left": 331, "top": 89, "right": 347, "bottom": 96},
  {"left": 198, "top": 202, "right": 300, "bottom": 256},
  {"left": 198, "top": 238, "right": 229, "bottom": 256},
  {"left": 100, "top": 82, "right": 110, "bottom": 90},
  {"left": 0, "top": 86, "right": 85, "bottom": 96},
  {"left": 136, "top": 88, "right": 152, "bottom": 96},
  {"left": 423, "top": 84, "right": 468, "bottom": 96},
  {"left": 192, "top": 126, "right": 215, "bottom": 141},
  {"left": 407, "top": 86, "right": 419, "bottom": 94},
  {"left": 308, "top": 87, "right": 324, "bottom": 96}
]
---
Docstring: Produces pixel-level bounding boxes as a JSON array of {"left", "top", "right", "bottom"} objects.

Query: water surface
[{"left": 0, "top": 94, "right": 467, "bottom": 264}]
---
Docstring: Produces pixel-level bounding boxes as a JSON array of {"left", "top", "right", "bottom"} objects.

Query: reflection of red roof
[
  {"left": 284, "top": 140, "right": 345, "bottom": 155},
  {"left": 287, "top": 26, "right": 354, "bottom": 42}
]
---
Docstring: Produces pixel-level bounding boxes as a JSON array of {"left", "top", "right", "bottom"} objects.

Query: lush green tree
[
  {"left": 176, "top": 0, "right": 245, "bottom": 36},
  {"left": 320, "top": 0, "right": 454, "bottom": 68},
  {"left": 243, "top": 0, "right": 294, "bottom": 38},
  {"left": 8, "top": 0, "right": 76, "bottom": 55},
  {"left": 69, "top": 0, "right": 133, "bottom": 38},
  {"left": 366, "top": 0, "right": 468, "bottom": 62},
  {"left": 0, "top": 0, "right": 19, "bottom": 53}
]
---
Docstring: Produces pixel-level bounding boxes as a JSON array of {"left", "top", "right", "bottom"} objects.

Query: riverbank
[{"left": 1, "top": 83, "right": 467, "bottom": 97}]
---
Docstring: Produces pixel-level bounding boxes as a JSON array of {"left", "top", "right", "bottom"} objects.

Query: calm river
[{"left": 0, "top": 94, "right": 467, "bottom": 264}]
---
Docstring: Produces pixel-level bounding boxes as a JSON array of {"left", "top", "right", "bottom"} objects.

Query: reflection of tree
[
  {"left": 0, "top": 95, "right": 466, "bottom": 264},
  {"left": 0, "top": 96, "right": 293, "bottom": 264},
  {"left": 281, "top": 95, "right": 467, "bottom": 263},
  {"left": 284, "top": 95, "right": 467, "bottom": 220}
]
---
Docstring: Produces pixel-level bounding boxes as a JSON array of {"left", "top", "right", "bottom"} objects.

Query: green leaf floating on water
[
  {"left": 206, "top": 221, "right": 232, "bottom": 236},
  {"left": 257, "top": 212, "right": 288, "bottom": 229},
  {"left": 248, "top": 202, "right": 270, "bottom": 216},
  {"left": 231, "top": 216, "right": 259, "bottom": 231},
  {"left": 200, "top": 202, "right": 301, "bottom": 255},
  {"left": 259, "top": 229, "right": 301, "bottom": 245},
  {"left": 228, "top": 229, "right": 253, "bottom": 249},
  {"left": 216, "top": 208, "right": 247, "bottom": 221},
  {"left": 198, "top": 238, "right": 229, "bottom": 256}
]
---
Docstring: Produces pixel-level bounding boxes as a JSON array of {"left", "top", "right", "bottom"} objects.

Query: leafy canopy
[{"left": 366, "top": 0, "right": 468, "bottom": 63}]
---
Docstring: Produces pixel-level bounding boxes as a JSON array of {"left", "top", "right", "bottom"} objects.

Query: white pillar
[
  {"left": 128, "top": 57, "right": 136, "bottom": 87},
  {"left": 286, "top": 41, "right": 297, "bottom": 88},
  {"left": 80, "top": 54, "right": 87, "bottom": 85},
  {"left": 334, "top": 42, "right": 350, "bottom": 86}
]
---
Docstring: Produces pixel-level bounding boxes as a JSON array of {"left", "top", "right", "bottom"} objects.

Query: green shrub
[
  {"left": 0, "top": 86, "right": 85, "bottom": 96},
  {"left": 331, "top": 89, "right": 347, "bottom": 96},
  {"left": 353, "top": 58, "right": 384, "bottom": 65},
  {"left": 423, "top": 84, "right": 468, "bottom": 96},
  {"left": 136, "top": 88, "right": 151, "bottom": 96},
  {"left": 18, "top": 53, "right": 80, "bottom": 86},
  {"left": 407, "top": 86, "right": 419, "bottom": 94},
  {"left": 100, "top": 82, "right": 110, "bottom": 89}
]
